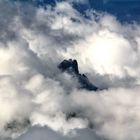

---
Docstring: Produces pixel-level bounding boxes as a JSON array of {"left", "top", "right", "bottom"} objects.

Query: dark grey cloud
[{"left": 16, "top": 126, "right": 101, "bottom": 140}]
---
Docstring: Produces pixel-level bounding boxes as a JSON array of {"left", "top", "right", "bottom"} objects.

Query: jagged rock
[
  {"left": 78, "top": 74, "right": 98, "bottom": 91},
  {"left": 58, "top": 59, "right": 98, "bottom": 91},
  {"left": 58, "top": 59, "right": 79, "bottom": 74}
]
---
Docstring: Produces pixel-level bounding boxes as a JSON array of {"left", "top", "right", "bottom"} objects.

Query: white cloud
[
  {"left": 0, "top": 1, "right": 140, "bottom": 140},
  {"left": 66, "top": 0, "right": 89, "bottom": 4}
]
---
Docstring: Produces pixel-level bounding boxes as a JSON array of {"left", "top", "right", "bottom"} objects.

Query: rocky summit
[{"left": 58, "top": 59, "right": 98, "bottom": 91}]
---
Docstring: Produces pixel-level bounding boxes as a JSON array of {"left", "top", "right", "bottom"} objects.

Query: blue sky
[{"left": 13, "top": 0, "right": 140, "bottom": 22}]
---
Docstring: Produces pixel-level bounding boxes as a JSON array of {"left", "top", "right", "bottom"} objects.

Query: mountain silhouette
[{"left": 58, "top": 59, "right": 98, "bottom": 91}]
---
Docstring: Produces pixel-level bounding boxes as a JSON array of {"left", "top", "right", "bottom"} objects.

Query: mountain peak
[{"left": 58, "top": 59, "right": 98, "bottom": 91}]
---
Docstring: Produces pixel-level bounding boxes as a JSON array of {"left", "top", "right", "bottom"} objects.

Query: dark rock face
[
  {"left": 58, "top": 59, "right": 79, "bottom": 74},
  {"left": 58, "top": 59, "right": 98, "bottom": 91}
]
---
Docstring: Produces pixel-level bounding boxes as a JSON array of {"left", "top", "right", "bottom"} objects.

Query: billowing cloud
[{"left": 0, "top": 1, "right": 140, "bottom": 140}]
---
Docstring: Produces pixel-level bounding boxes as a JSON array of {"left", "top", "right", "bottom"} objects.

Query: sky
[
  {"left": 0, "top": 0, "right": 140, "bottom": 140},
  {"left": 26, "top": 0, "right": 140, "bottom": 22}
]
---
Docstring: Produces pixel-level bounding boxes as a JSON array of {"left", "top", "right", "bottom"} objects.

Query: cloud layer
[{"left": 0, "top": 1, "right": 140, "bottom": 140}]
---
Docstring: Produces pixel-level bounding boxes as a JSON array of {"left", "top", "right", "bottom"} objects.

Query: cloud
[
  {"left": 0, "top": 76, "right": 32, "bottom": 138},
  {"left": 17, "top": 126, "right": 101, "bottom": 140},
  {"left": 66, "top": 0, "right": 89, "bottom": 4},
  {"left": 70, "top": 87, "right": 140, "bottom": 140},
  {"left": 0, "top": 1, "right": 140, "bottom": 140}
]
